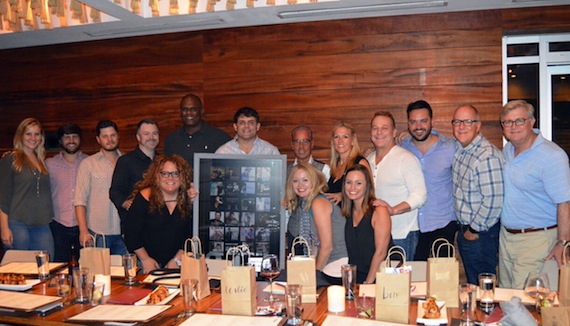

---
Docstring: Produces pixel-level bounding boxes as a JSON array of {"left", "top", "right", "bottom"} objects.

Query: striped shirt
[{"left": 452, "top": 134, "right": 504, "bottom": 232}]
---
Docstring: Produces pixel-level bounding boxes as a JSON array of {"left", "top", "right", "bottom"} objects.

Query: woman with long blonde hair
[
  {"left": 0, "top": 118, "right": 54, "bottom": 256},
  {"left": 326, "top": 122, "right": 370, "bottom": 204},
  {"left": 285, "top": 162, "right": 347, "bottom": 284}
]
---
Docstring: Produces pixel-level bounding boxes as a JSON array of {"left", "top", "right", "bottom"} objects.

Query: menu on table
[
  {"left": 179, "top": 313, "right": 283, "bottom": 326},
  {"left": 0, "top": 290, "right": 62, "bottom": 312},
  {"left": 0, "top": 262, "right": 66, "bottom": 274},
  {"left": 67, "top": 305, "right": 171, "bottom": 322}
]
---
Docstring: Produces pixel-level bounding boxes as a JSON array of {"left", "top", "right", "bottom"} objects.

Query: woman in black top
[
  {"left": 326, "top": 122, "right": 370, "bottom": 205},
  {"left": 125, "top": 155, "right": 193, "bottom": 273},
  {"left": 342, "top": 164, "right": 392, "bottom": 284}
]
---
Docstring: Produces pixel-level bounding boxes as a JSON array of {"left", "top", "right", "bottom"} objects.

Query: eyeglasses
[
  {"left": 451, "top": 119, "right": 479, "bottom": 126},
  {"left": 160, "top": 171, "right": 180, "bottom": 178},
  {"left": 292, "top": 139, "right": 312, "bottom": 145},
  {"left": 501, "top": 118, "right": 530, "bottom": 127}
]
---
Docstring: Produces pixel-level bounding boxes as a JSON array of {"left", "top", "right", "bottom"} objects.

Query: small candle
[{"left": 327, "top": 285, "right": 345, "bottom": 313}]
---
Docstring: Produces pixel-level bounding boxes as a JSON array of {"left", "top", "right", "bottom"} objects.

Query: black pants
[{"left": 414, "top": 221, "right": 458, "bottom": 261}]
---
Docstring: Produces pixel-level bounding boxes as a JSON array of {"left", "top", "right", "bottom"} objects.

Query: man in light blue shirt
[
  {"left": 499, "top": 100, "right": 570, "bottom": 289},
  {"left": 215, "top": 107, "right": 280, "bottom": 155},
  {"left": 401, "top": 100, "right": 457, "bottom": 261}
]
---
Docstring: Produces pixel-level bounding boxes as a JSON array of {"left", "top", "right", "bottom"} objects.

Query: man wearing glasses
[
  {"left": 451, "top": 104, "right": 504, "bottom": 285},
  {"left": 286, "top": 125, "right": 330, "bottom": 181},
  {"left": 498, "top": 100, "right": 570, "bottom": 289}
]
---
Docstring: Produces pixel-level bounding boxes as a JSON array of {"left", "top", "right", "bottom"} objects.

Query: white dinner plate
[
  {"left": 416, "top": 300, "right": 447, "bottom": 326},
  {"left": 134, "top": 288, "right": 180, "bottom": 305},
  {"left": 0, "top": 279, "right": 41, "bottom": 291}
]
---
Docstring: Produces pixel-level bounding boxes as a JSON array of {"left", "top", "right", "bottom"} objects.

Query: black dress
[
  {"left": 345, "top": 209, "right": 394, "bottom": 284},
  {"left": 327, "top": 155, "right": 366, "bottom": 193},
  {"left": 125, "top": 193, "right": 193, "bottom": 267}
]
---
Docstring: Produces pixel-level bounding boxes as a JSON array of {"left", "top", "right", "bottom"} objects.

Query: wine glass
[
  {"left": 261, "top": 254, "right": 280, "bottom": 303},
  {"left": 523, "top": 271, "right": 551, "bottom": 311}
]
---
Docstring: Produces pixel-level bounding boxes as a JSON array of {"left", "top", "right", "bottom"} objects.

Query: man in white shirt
[
  {"left": 367, "top": 111, "right": 427, "bottom": 260},
  {"left": 215, "top": 107, "right": 280, "bottom": 155}
]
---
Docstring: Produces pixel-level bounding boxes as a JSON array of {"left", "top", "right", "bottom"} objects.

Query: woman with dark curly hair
[{"left": 125, "top": 154, "right": 193, "bottom": 273}]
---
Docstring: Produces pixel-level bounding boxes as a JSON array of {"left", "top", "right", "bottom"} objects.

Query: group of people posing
[
  {"left": 0, "top": 95, "right": 568, "bottom": 291},
  {"left": 284, "top": 99, "right": 569, "bottom": 290}
]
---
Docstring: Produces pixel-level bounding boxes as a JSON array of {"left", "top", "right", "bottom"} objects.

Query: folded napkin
[{"left": 499, "top": 296, "right": 538, "bottom": 326}]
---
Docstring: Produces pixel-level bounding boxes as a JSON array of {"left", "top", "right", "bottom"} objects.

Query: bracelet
[{"left": 558, "top": 239, "right": 569, "bottom": 246}]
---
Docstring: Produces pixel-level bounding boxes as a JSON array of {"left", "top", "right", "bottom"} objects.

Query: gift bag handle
[
  {"left": 81, "top": 233, "right": 107, "bottom": 248},
  {"left": 291, "top": 236, "right": 311, "bottom": 257},
  {"left": 435, "top": 242, "right": 456, "bottom": 259},
  {"left": 563, "top": 242, "right": 570, "bottom": 266},
  {"left": 385, "top": 245, "right": 407, "bottom": 267},
  {"left": 430, "top": 238, "right": 452, "bottom": 258},
  {"left": 184, "top": 237, "right": 203, "bottom": 258},
  {"left": 225, "top": 246, "right": 246, "bottom": 267}
]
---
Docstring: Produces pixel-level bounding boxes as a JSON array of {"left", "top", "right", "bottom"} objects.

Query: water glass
[
  {"left": 35, "top": 250, "right": 50, "bottom": 281},
  {"left": 356, "top": 295, "right": 375, "bottom": 319},
  {"left": 478, "top": 272, "right": 496, "bottom": 313},
  {"left": 88, "top": 281, "right": 105, "bottom": 306},
  {"left": 341, "top": 264, "right": 357, "bottom": 300},
  {"left": 122, "top": 253, "right": 137, "bottom": 285},
  {"left": 286, "top": 284, "right": 302, "bottom": 325},
  {"left": 459, "top": 283, "right": 476, "bottom": 325},
  {"left": 72, "top": 267, "right": 90, "bottom": 303},
  {"left": 55, "top": 273, "right": 72, "bottom": 297},
  {"left": 181, "top": 278, "right": 198, "bottom": 315}
]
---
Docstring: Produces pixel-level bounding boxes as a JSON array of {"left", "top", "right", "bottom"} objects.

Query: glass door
[{"left": 547, "top": 65, "right": 570, "bottom": 157}]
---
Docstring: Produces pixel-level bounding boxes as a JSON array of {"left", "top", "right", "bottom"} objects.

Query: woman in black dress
[
  {"left": 342, "top": 164, "right": 392, "bottom": 284},
  {"left": 125, "top": 155, "right": 193, "bottom": 273}
]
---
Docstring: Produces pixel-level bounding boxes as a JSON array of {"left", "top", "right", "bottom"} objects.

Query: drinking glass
[
  {"left": 286, "top": 284, "right": 302, "bottom": 325},
  {"left": 478, "top": 272, "right": 496, "bottom": 314},
  {"left": 459, "top": 283, "right": 476, "bottom": 325},
  {"left": 341, "top": 264, "right": 357, "bottom": 300},
  {"left": 523, "top": 271, "right": 551, "bottom": 311},
  {"left": 122, "top": 253, "right": 137, "bottom": 285},
  {"left": 261, "top": 254, "right": 280, "bottom": 303},
  {"left": 35, "top": 250, "right": 50, "bottom": 281},
  {"left": 181, "top": 278, "right": 199, "bottom": 316}
]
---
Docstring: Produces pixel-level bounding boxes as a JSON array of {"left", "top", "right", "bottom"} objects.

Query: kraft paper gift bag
[
  {"left": 221, "top": 245, "right": 256, "bottom": 316},
  {"left": 287, "top": 236, "right": 317, "bottom": 303},
  {"left": 427, "top": 238, "right": 459, "bottom": 308},
  {"left": 560, "top": 243, "right": 570, "bottom": 307},
  {"left": 79, "top": 234, "right": 110, "bottom": 283},
  {"left": 375, "top": 246, "right": 411, "bottom": 324},
  {"left": 180, "top": 236, "right": 210, "bottom": 300},
  {"left": 542, "top": 306, "right": 570, "bottom": 326}
]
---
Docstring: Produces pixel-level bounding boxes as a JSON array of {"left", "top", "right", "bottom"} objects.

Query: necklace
[
  {"left": 165, "top": 199, "right": 177, "bottom": 203},
  {"left": 32, "top": 170, "right": 40, "bottom": 197}
]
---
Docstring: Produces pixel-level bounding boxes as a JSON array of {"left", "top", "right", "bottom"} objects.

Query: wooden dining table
[{"left": 0, "top": 273, "right": 523, "bottom": 325}]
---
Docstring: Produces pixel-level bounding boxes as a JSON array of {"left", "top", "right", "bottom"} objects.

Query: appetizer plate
[
  {"left": 0, "top": 279, "right": 41, "bottom": 291},
  {"left": 416, "top": 300, "right": 447, "bottom": 326},
  {"left": 134, "top": 288, "right": 179, "bottom": 306}
]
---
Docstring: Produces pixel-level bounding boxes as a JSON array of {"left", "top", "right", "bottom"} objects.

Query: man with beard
[
  {"left": 215, "top": 107, "right": 280, "bottom": 155},
  {"left": 401, "top": 100, "right": 457, "bottom": 261},
  {"left": 46, "top": 124, "right": 88, "bottom": 262},
  {"left": 74, "top": 120, "right": 127, "bottom": 255},
  {"left": 367, "top": 111, "right": 426, "bottom": 260},
  {"left": 110, "top": 119, "right": 159, "bottom": 234},
  {"left": 286, "top": 125, "right": 330, "bottom": 181},
  {"left": 165, "top": 94, "right": 231, "bottom": 165}
]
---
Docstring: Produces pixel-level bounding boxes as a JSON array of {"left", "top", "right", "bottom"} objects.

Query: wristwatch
[
  {"left": 557, "top": 239, "right": 569, "bottom": 246},
  {"left": 174, "top": 257, "right": 182, "bottom": 267}
]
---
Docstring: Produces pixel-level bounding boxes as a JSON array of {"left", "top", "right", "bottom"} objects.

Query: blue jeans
[
  {"left": 393, "top": 230, "right": 419, "bottom": 261},
  {"left": 90, "top": 230, "right": 128, "bottom": 256},
  {"left": 457, "top": 222, "right": 500, "bottom": 284},
  {"left": 6, "top": 219, "right": 54, "bottom": 258},
  {"left": 50, "top": 221, "right": 80, "bottom": 262}
]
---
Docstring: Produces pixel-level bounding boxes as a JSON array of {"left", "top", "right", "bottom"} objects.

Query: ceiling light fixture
[{"left": 278, "top": 0, "right": 447, "bottom": 19}]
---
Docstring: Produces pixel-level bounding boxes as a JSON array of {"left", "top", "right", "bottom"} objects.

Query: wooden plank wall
[{"left": 1, "top": 5, "right": 569, "bottom": 162}]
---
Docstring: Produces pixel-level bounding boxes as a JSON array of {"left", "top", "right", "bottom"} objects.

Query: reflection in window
[
  {"left": 507, "top": 43, "right": 539, "bottom": 57},
  {"left": 552, "top": 73, "right": 570, "bottom": 157},
  {"left": 507, "top": 64, "right": 539, "bottom": 122}
]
